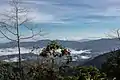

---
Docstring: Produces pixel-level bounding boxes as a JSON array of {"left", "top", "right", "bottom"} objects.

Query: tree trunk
[{"left": 16, "top": 7, "right": 22, "bottom": 80}]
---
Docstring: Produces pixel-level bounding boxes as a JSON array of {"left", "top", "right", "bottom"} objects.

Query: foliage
[
  {"left": 0, "top": 61, "right": 108, "bottom": 80},
  {"left": 74, "top": 66, "right": 107, "bottom": 80},
  {"left": 26, "top": 65, "right": 59, "bottom": 80},
  {"left": 102, "top": 50, "right": 120, "bottom": 80},
  {"left": 39, "top": 40, "right": 72, "bottom": 66},
  {"left": 0, "top": 62, "right": 21, "bottom": 80},
  {"left": 40, "top": 40, "right": 71, "bottom": 57},
  {"left": 0, "top": 41, "right": 108, "bottom": 80}
]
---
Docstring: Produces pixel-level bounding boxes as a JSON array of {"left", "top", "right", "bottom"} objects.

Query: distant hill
[
  {"left": 83, "top": 49, "right": 120, "bottom": 68},
  {"left": 77, "top": 39, "right": 91, "bottom": 42},
  {"left": 0, "top": 38, "right": 120, "bottom": 66},
  {"left": 0, "top": 38, "right": 120, "bottom": 53}
]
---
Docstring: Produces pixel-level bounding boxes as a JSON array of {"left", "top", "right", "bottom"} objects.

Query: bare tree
[
  {"left": 0, "top": 0, "right": 44, "bottom": 79},
  {"left": 105, "top": 29, "right": 120, "bottom": 50},
  {"left": 106, "top": 29, "right": 120, "bottom": 40}
]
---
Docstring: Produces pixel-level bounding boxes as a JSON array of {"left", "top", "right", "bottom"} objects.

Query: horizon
[
  {"left": 0, "top": 38, "right": 114, "bottom": 44},
  {"left": 0, "top": 0, "right": 120, "bottom": 43}
]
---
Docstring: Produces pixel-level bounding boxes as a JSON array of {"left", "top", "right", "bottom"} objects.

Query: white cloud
[
  {"left": 0, "top": 1, "right": 65, "bottom": 24},
  {"left": 28, "top": 10, "right": 64, "bottom": 23},
  {"left": 28, "top": 11, "right": 54, "bottom": 23},
  {"left": 23, "top": 0, "right": 51, "bottom": 5},
  {"left": 92, "top": 7, "right": 120, "bottom": 17}
]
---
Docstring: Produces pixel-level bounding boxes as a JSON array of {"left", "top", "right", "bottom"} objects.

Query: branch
[
  {"left": 0, "top": 22, "right": 17, "bottom": 35},
  {"left": 116, "top": 29, "right": 120, "bottom": 40},
  {"left": 20, "top": 30, "right": 42, "bottom": 40},
  {"left": 20, "top": 24, "right": 47, "bottom": 40},
  {"left": 9, "top": 0, "right": 19, "bottom": 8},
  {"left": 0, "top": 13, "right": 16, "bottom": 20},
  {"left": 106, "top": 29, "right": 120, "bottom": 40},
  {"left": 18, "top": 8, "right": 29, "bottom": 13},
  {"left": 0, "top": 29, "right": 16, "bottom": 41},
  {"left": 5, "top": 26, "right": 17, "bottom": 35},
  {"left": 19, "top": 18, "right": 32, "bottom": 26},
  {"left": 0, "top": 21, "right": 16, "bottom": 29},
  {"left": 23, "top": 24, "right": 34, "bottom": 31}
]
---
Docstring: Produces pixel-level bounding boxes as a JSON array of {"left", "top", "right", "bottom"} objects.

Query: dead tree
[
  {"left": 106, "top": 29, "right": 120, "bottom": 40},
  {"left": 105, "top": 29, "right": 120, "bottom": 50},
  {"left": 0, "top": 0, "right": 44, "bottom": 80}
]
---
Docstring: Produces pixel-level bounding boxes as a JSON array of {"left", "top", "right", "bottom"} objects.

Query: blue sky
[{"left": 0, "top": 0, "right": 120, "bottom": 42}]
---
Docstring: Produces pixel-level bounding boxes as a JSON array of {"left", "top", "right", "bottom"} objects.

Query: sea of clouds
[{"left": 0, "top": 47, "right": 92, "bottom": 62}]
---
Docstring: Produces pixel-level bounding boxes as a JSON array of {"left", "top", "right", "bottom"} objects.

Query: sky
[{"left": 0, "top": 0, "right": 120, "bottom": 42}]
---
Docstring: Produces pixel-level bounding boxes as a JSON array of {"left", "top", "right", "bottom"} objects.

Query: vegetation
[
  {"left": 0, "top": 41, "right": 109, "bottom": 80},
  {"left": 1, "top": 40, "right": 120, "bottom": 80},
  {"left": 0, "top": 0, "right": 120, "bottom": 80},
  {"left": 0, "top": 0, "right": 119, "bottom": 80},
  {"left": 102, "top": 50, "right": 120, "bottom": 80},
  {"left": 0, "top": 0, "right": 43, "bottom": 79},
  {"left": 0, "top": 40, "right": 120, "bottom": 80},
  {"left": 0, "top": 61, "right": 108, "bottom": 80}
]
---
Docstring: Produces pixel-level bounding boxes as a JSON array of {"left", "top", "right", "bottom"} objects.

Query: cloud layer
[
  {"left": 0, "top": 0, "right": 120, "bottom": 41},
  {"left": 1, "top": 0, "right": 120, "bottom": 23}
]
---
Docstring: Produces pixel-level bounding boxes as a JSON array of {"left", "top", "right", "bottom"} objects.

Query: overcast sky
[{"left": 0, "top": 0, "right": 120, "bottom": 42}]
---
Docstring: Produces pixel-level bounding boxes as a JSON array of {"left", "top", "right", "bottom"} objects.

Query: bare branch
[
  {"left": 24, "top": 23, "right": 34, "bottom": 31},
  {"left": 19, "top": 24, "right": 47, "bottom": 40},
  {"left": 18, "top": 8, "right": 29, "bottom": 13},
  {"left": 9, "top": 0, "right": 20, "bottom": 8},
  {"left": 0, "top": 21, "right": 16, "bottom": 29},
  {"left": 0, "top": 13, "right": 16, "bottom": 20},
  {"left": 0, "top": 29, "right": 16, "bottom": 41},
  {"left": 5, "top": 26, "right": 17, "bottom": 35},
  {"left": 20, "top": 30, "right": 42, "bottom": 40},
  {"left": 0, "top": 21, "right": 17, "bottom": 35},
  {"left": 106, "top": 29, "right": 120, "bottom": 40},
  {"left": 116, "top": 29, "right": 120, "bottom": 40},
  {"left": 19, "top": 18, "right": 32, "bottom": 26}
]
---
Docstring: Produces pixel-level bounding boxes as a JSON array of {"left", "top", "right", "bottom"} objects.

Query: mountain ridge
[
  {"left": 0, "top": 38, "right": 119, "bottom": 52},
  {"left": 83, "top": 49, "right": 120, "bottom": 68}
]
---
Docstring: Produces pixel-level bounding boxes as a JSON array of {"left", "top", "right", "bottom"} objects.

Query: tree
[
  {"left": 27, "top": 40, "right": 72, "bottom": 80},
  {"left": 106, "top": 29, "right": 120, "bottom": 40},
  {"left": 0, "top": 0, "right": 43, "bottom": 79},
  {"left": 39, "top": 40, "right": 72, "bottom": 67},
  {"left": 104, "top": 29, "right": 120, "bottom": 80},
  {"left": 74, "top": 66, "right": 107, "bottom": 80},
  {"left": 102, "top": 50, "right": 120, "bottom": 80}
]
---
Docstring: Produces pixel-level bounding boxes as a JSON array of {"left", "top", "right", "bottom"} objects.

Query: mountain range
[
  {"left": 0, "top": 38, "right": 120, "bottom": 52},
  {"left": 0, "top": 38, "right": 120, "bottom": 65}
]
